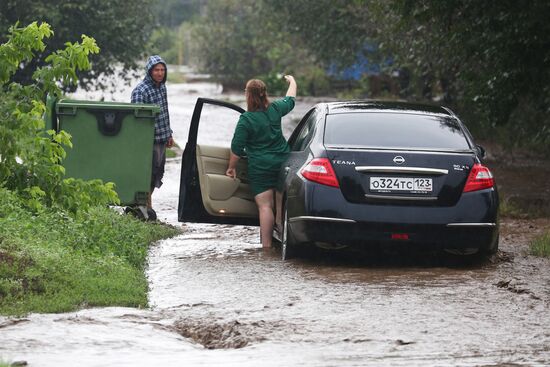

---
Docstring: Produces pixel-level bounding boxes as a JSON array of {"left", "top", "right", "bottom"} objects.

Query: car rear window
[{"left": 324, "top": 112, "right": 471, "bottom": 151}]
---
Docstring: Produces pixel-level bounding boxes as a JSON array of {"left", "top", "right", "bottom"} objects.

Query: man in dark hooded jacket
[{"left": 131, "top": 55, "right": 174, "bottom": 212}]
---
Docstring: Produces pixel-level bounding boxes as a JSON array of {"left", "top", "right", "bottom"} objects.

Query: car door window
[
  {"left": 197, "top": 103, "right": 244, "bottom": 147},
  {"left": 289, "top": 109, "right": 317, "bottom": 151}
]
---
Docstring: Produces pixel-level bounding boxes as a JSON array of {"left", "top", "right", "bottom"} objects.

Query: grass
[
  {"left": 0, "top": 188, "right": 180, "bottom": 316},
  {"left": 166, "top": 148, "right": 177, "bottom": 158},
  {"left": 499, "top": 196, "right": 549, "bottom": 219},
  {"left": 529, "top": 230, "right": 550, "bottom": 257},
  {"left": 499, "top": 198, "right": 526, "bottom": 218},
  {"left": 166, "top": 140, "right": 181, "bottom": 159}
]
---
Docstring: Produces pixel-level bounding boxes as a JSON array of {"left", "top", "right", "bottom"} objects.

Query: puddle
[{"left": 1, "top": 77, "right": 550, "bottom": 367}]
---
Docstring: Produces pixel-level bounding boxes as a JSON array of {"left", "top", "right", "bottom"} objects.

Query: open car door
[{"left": 178, "top": 98, "right": 259, "bottom": 225}]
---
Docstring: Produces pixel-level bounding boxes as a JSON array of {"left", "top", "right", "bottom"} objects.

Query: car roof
[{"left": 323, "top": 100, "right": 453, "bottom": 117}]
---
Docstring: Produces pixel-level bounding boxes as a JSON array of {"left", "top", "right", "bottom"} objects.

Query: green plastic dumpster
[{"left": 46, "top": 97, "right": 159, "bottom": 208}]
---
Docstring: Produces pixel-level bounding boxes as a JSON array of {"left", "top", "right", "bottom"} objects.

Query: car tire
[{"left": 281, "top": 204, "right": 296, "bottom": 261}]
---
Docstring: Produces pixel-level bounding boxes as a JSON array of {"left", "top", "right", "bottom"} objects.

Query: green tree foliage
[
  {"left": 189, "top": 0, "right": 282, "bottom": 89},
  {"left": 263, "top": 0, "right": 550, "bottom": 152},
  {"left": 260, "top": 0, "right": 381, "bottom": 95},
  {"left": 148, "top": 0, "right": 549, "bottom": 151},
  {"left": 0, "top": 22, "right": 119, "bottom": 213},
  {"left": 264, "top": 0, "right": 376, "bottom": 69},
  {"left": 147, "top": 26, "right": 182, "bottom": 65},
  {"left": 188, "top": 0, "right": 326, "bottom": 93},
  {"left": 0, "top": 0, "right": 155, "bottom": 91},
  {"left": 374, "top": 0, "right": 550, "bottom": 151},
  {"left": 146, "top": 0, "right": 204, "bottom": 65},
  {"left": 153, "top": 0, "right": 203, "bottom": 28}
]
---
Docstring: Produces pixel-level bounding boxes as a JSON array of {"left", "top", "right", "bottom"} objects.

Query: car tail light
[
  {"left": 301, "top": 158, "right": 339, "bottom": 188},
  {"left": 463, "top": 163, "right": 494, "bottom": 192},
  {"left": 391, "top": 233, "right": 409, "bottom": 240}
]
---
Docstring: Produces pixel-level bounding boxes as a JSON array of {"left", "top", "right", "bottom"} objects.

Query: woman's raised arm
[{"left": 284, "top": 75, "right": 297, "bottom": 97}]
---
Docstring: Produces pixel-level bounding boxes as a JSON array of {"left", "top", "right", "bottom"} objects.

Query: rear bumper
[
  {"left": 286, "top": 183, "right": 499, "bottom": 251},
  {"left": 287, "top": 216, "right": 498, "bottom": 251}
]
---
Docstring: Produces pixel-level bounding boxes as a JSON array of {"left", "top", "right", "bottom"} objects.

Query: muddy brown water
[{"left": 1, "top": 79, "right": 549, "bottom": 366}]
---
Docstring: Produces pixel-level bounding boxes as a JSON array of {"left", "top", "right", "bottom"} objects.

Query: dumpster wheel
[{"left": 124, "top": 206, "right": 157, "bottom": 221}]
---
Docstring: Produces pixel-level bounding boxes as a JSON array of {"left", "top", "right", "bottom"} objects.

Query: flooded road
[{"left": 1, "top": 77, "right": 550, "bottom": 366}]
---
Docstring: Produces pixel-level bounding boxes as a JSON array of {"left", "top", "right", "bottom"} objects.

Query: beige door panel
[
  {"left": 196, "top": 144, "right": 257, "bottom": 218},
  {"left": 205, "top": 174, "right": 239, "bottom": 200}
]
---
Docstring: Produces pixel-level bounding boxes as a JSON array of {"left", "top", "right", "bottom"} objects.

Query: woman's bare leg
[{"left": 255, "top": 189, "right": 275, "bottom": 248}]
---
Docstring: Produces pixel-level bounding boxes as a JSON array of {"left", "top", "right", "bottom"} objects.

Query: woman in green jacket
[{"left": 226, "top": 75, "right": 297, "bottom": 248}]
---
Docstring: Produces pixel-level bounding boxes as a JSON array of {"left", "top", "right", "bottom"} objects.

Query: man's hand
[{"left": 166, "top": 136, "right": 174, "bottom": 148}]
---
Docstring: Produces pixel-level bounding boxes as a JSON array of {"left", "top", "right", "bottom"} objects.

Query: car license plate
[{"left": 370, "top": 177, "right": 433, "bottom": 193}]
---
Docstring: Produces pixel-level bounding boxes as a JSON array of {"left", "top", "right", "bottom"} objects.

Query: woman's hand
[
  {"left": 284, "top": 75, "right": 297, "bottom": 97},
  {"left": 226, "top": 167, "right": 236, "bottom": 179},
  {"left": 226, "top": 152, "right": 240, "bottom": 179}
]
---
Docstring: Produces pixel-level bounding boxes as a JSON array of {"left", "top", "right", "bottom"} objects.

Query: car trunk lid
[{"left": 326, "top": 148, "right": 477, "bottom": 206}]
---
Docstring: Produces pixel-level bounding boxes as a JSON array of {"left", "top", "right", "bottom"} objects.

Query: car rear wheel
[
  {"left": 445, "top": 233, "right": 499, "bottom": 258},
  {"left": 444, "top": 248, "right": 480, "bottom": 256},
  {"left": 481, "top": 233, "right": 499, "bottom": 256},
  {"left": 281, "top": 204, "right": 296, "bottom": 260}
]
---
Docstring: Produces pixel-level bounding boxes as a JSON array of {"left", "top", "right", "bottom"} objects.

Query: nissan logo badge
[{"left": 393, "top": 156, "right": 405, "bottom": 164}]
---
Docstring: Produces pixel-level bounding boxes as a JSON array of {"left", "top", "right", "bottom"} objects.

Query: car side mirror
[{"left": 476, "top": 144, "right": 486, "bottom": 159}]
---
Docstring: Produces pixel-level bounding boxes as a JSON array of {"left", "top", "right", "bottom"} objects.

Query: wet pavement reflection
[{"left": 1, "top": 79, "right": 549, "bottom": 366}]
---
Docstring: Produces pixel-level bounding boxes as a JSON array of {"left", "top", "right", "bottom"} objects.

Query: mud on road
[
  {"left": 1, "top": 83, "right": 549, "bottom": 367},
  {"left": 148, "top": 115, "right": 550, "bottom": 365},
  {"left": 1, "top": 213, "right": 549, "bottom": 366},
  {"left": 140, "top": 206, "right": 550, "bottom": 366}
]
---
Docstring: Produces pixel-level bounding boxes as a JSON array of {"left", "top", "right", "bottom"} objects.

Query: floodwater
[{"left": 1, "top": 76, "right": 550, "bottom": 367}]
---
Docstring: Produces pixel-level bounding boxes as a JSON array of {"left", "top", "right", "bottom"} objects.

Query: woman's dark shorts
[{"left": 151, "top": 142, "right": 166, "bottom": 190}]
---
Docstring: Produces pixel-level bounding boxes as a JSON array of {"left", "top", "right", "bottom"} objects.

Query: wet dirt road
[{"left": 1, "top": 79, "right": 550, "bottom": 366}]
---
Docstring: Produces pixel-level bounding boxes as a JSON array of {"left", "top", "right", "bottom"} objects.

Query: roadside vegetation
[
  {"left": 0, "top": 23, "right": 179, "bottom": 316},
  {"left": 499, "top": 200, "right": 550, "bottom": 258},
  {"left": 165, "top": 141, "right": 181, "bottom": 159},
  {"left": 529, "top": 231, "right": 550, "bottom": 258},
  {"left": 498, "top": 200, "right": 526, "bottom": 219},
  {"left": 0, "top": 189, "right": 179, "bottom": 315}
]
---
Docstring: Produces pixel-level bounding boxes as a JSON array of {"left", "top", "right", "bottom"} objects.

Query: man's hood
[{"left": 145, "top": 55, "right": 167, "bottom": 84}]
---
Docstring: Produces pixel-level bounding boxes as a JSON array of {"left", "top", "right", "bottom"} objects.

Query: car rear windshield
[{"left": 324, "top": 112, "right": 471, "bottom": 151}]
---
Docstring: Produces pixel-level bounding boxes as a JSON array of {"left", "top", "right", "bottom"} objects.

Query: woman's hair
[{"left": 245, "top": 79, "right": 270, "bottom": 111}]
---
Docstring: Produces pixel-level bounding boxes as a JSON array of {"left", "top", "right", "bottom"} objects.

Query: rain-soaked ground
[{"left": 1, "top": 75, "right": 550, "bottom": 366}]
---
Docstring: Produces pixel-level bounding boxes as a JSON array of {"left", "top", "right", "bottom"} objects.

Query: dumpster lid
[{"left": 56, "top": 98, "right": 160, "bottom": 113}]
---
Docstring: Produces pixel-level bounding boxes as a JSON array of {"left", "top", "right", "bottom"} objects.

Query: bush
[
  {"left": 298, "top": 66, "right": 331, "bottom": 97},
  {"left": 0, "top": 22, "right": 181, "bottom": 316},
  {"left": 0, "top": 188, "right": 180, "bottom": 315},
  {"left": 0, "top": 22, "right": 118, "bottom": 214}
]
